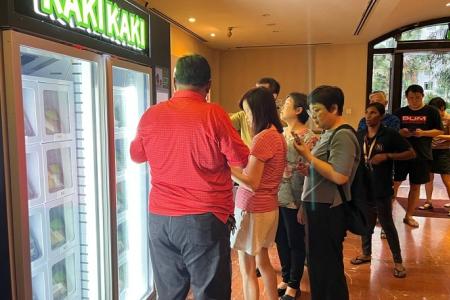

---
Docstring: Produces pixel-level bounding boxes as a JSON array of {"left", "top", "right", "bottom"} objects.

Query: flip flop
[
  {"left": 403, "top": 217, "right": 419, "bottom": 228},
  {"left": 350, "top": 256, "right": 371, "bottom": 265},
  {"left": 393, "top": 267, "right": 406, "bottom": 278},
  {"left": 418, "top": 203, "right": 433, "bottom": 210}
]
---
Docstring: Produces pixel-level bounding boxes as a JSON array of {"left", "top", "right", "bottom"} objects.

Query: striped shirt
[{"left": 235, "top": 126, "right": 287, "bottom": 212}]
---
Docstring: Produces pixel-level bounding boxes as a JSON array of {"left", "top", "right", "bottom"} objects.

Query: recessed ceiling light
[
  {"left": 188, "top": 17, "right": 196, "bottom": 23},
  {"left": 210, "top": 33, "right": 216, "bottom": 37},
  {"left": 446, "top": 2, "right": 450, "bottom": 6}
]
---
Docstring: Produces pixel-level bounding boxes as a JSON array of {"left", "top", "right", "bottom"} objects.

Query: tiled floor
[{"left": 230, "top": 201, "right": 450, "bottom": 299}]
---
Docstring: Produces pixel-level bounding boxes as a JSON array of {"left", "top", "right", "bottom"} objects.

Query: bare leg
[
  {"left": 424, "top": 173, "right": 435, "bottom": 205},
  {"left": 442, "top": 174, "right": 450, "bottom": 211},
  {"left": 238, "top": 251, "right": 259, "bottom": 300},
  {"left": 405, "top": 184, "right": 420, "bottom": 227},
  {"left": 393, "top": 181, "right": 402, "bottom": 202},
  {"left": 255, "top": 248, "right": 278, "bottom": 300},
  {"left": 441, "top": 174, "right": 450, "bottom": 198}
]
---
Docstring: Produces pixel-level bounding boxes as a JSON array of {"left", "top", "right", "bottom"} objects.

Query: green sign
[{"left": 34, "top": 0, "right": 147, "bottom": 51}]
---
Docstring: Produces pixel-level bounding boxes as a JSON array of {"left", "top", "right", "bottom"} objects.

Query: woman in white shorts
[{"left": 230, "top": 87, "right": 287, "bottom": 300}]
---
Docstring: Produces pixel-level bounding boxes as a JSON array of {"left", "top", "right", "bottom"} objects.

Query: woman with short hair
[{"left": 293, "top": 85, "right": 360, "bottom": 300}]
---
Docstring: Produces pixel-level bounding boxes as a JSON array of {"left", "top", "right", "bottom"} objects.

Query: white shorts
[{"left": 230, "top": 207, "right": 279, "bottom": 256}]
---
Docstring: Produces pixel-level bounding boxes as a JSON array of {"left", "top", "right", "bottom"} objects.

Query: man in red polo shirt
[{"left": 130, "top": 54, "right": 249, "bottom": 300}]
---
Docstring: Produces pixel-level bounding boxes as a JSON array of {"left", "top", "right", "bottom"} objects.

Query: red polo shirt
[{"left": 130, "top": 90, "right": 249, "bottom": 223}]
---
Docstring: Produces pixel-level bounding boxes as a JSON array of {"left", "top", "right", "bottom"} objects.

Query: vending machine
[{"left": 0, "top": 0, "right": 171, "bottom": 299}]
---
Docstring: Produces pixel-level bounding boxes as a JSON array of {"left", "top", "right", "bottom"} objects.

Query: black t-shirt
[
  {"left": 357, "top": 126, "right": 411, "bottom": 198},
  {"left": 394, "top": 105, "right": 442, "bottom": 160}
]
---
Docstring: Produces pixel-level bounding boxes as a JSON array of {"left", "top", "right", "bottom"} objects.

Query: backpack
[{"left": 327, "top": 124, "right": 373, "bottom": 236}]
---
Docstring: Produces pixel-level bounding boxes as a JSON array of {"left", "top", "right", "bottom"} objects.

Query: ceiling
[{"left": 139, "top": 0, "right": 450, "bottom": 49}]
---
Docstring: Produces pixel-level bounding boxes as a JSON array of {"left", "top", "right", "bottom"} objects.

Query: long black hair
[{"left": 240, "top": 87, "right": 284, "bottom": 135}]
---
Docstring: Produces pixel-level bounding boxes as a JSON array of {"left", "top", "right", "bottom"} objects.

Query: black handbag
[{"left": 328, "top": 125, "right": 372, "bottom": 236}]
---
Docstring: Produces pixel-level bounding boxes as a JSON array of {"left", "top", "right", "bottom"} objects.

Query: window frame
[{"left": 367, "top": 17, "right": 450, "bottom": 112}]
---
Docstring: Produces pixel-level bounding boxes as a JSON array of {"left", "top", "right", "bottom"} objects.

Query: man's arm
[
  {"left": 414, "top": 129, "right": 444, "bottom": 138},
  {"left": 217, "top": 108, "right": 250, "bottom": 167},
  {"left": 130, "top": 135, "right": 147, "bottom": 163}
]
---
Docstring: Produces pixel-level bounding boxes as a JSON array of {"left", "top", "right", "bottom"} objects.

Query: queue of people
[{"left": 130, "top": 53, "right": 450, "bottom": 300}]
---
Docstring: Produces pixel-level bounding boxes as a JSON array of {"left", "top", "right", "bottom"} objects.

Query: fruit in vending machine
[
  {"left": 52, "top": 263, "right": 68, "bottom": 300},
  {"left": 50, "top": 216, "right": 66, "bottom": 248},
  {"left": 48, "top": 163, "right": 64, "bottom": 193}
]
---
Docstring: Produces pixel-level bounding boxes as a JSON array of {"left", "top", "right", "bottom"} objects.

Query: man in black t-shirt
[
  {"left": 393, "top": 84, "right": 443, "bottom": 228},
  {"left": 351, "top": 102, "right": 415, "bottom": 278}
]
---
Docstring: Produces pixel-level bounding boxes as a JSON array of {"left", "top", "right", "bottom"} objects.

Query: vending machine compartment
[
  {"left": 115, "top": 137, "right": 127, "bottom": 177},
  {"left": 32, "top": 263, "right": 48, "bottom": 300},
  {"left": 39, "top": 82, "right": 75, "bottom": 143},
  {"left": 113, "top": 87, "right": 127, "bottom": 131},
  {"left": 117, "top": 220, "right": 129, "bottom": 259},
  {"left": 42, "top": 142, "right": 76, "bottom": 201},
  {"left": 49, "top": 249, "right": 80, "bottom": 300},
  {"left": 45, "top": 195, "right": 78, "bottom": 257},
  {"left": 22, "top": 78, "right": 42, "bottom": 144},
  {"left": 116, "top": 177, "right": 128, "bottom": 216},
  {"left": 118, "top": 258, "right": 128, "bottom": 298},
  {"left": 26, "top": 144, "right": 44, "bottom": 207},
  {"left": 29, "top": 206, "right": 46, "bottom": 268}
]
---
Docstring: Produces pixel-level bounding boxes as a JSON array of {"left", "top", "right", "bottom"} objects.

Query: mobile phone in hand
[{"left": 292, "top": 132, "right": 302, "bottom": 145}]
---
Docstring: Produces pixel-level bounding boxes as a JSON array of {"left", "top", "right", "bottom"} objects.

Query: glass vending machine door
[
  {"left": 112, "top": 66, "right": 152, "bottom": 299},
  {"left": 21, "top": 46, "right": 104, "bottom": 299}
]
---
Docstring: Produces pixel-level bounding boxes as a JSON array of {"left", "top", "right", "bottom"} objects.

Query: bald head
[{"left": 369, "top": 91, "right": 387, "bottom": 107}]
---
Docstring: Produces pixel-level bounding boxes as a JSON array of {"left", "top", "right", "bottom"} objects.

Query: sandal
[
  {"left": 393, "top": 266, "right": 406, "bottom": 278},
  {"left": 418, "top": 203, "right": 433, "bottom": 210},
  {"left": 280, "top": 295, "right": 296, "bottom": 300},
  {"left": 444, "top": 203, "right": 450, "bottom": 208},
  {"left": 350, "top": 256, "right": 371, "bottom": 265},
  {"left": 277, "top": 288, "right": 287, "bottom": 297},
  {"left": 403, "top": 217, "right": 419, "bottom": 227}
]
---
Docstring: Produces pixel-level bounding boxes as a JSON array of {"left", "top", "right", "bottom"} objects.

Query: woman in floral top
[{"left": 276, "top": 93, "right": 318, "bottom": 299}]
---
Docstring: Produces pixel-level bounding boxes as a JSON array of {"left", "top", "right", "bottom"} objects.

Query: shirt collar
[
  {"left": 172, "top": 90, "right": 207, "bottom": 102},
  {"left": 364, "top": 124, "right": 386, "bottom": 137}
]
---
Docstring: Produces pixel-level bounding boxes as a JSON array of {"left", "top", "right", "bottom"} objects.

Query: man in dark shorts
[{"left": 393, "top": 84, "right": 443, "bottom": 228}]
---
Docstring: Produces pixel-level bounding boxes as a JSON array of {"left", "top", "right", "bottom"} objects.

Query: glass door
[
  {"left": 110, "top": 61, "right": 152, "bottom": 300},
  {"left": 1, "top": 29, "right": 109, "bottom": 300},
  {"left": 401, "top": 51, "right": 450, "bottom": 106}
]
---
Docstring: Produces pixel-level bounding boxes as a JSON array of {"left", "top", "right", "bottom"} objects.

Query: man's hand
[
  {"left": 370, "top": 153, "right": 388, "bottom": 165},
  {"left": 297, "top": 205, "right": 305, "bottom": 225},
  {"left": 399, "top": 128, "right": 413, "bottom": 137}
]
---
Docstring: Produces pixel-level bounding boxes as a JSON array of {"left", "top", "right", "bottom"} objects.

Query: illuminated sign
[{"left": 34, "top": 0, "right": 147, "bottom": 51}]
